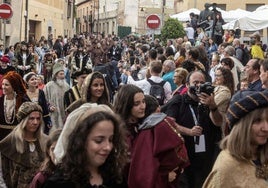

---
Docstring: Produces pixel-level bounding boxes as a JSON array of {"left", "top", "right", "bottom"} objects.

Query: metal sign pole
[{"left": 3, "top": 19, "right": 6, "bottom": 49}]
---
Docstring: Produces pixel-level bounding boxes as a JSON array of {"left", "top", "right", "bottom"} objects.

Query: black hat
[
  {"left": 113, "top": 37, "right": 119, "bottom": 41},
  {"left": 226, "top": 90, "right": 268, "bottom": 129},
  {"left": 71, "top": 67, "right": 92, "bottom": 79},
  {"left": 21, "top": 41, "right": 28, "bottom": 46}
]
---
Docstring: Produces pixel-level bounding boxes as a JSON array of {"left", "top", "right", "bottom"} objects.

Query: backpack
[
  {"left": 147, "top": 79, "right": 166, "bottom": 105},
  {"left": 239, "top": 46, "right": 250, "bottom": 66}
]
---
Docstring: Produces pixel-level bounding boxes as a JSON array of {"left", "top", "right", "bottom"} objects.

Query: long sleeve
[{"left": 0, "top": 154, "right": 7, "bottom": 188}]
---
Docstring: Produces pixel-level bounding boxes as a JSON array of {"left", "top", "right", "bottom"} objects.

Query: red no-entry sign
[
  {"left": 0, "top": 3, "right": 13, "bottom": 19},
  {"left": 146, "top": 14, "right": 161, "bottom": 29}
]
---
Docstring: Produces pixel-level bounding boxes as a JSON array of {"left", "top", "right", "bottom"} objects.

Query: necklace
[
  {"left": 3, "top": 95, "right": 16, "bottom": 124},
  {"left": 29, "top": 142, "right": 36, "bottom": 152},
  {"left": 27, "top": 89, "right": 39, "bottom": 103}
]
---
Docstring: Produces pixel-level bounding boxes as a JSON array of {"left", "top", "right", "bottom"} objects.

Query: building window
[
  {"left": 67, "top": 1, "right": 72, "bottom": 18},
  {"left": 246, "top": 4, "right": 265, "bottom": 12},
  {"left": 4, "top": 0, "right": 11, "bottom": 4},
  {"left": 216, "top": 4, "right": 226, "bottom": 11}
]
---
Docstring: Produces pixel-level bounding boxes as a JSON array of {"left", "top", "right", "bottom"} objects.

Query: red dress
[{"left": 127, "top": 114, "right": 190, "bottom": 188}]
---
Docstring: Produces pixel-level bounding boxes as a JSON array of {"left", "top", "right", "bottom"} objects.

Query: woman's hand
[
  {"left": 168, "top": 171, "right": 177, "bottom": 182},
  {"left": 49, "top": 105, "right": 56, "bottom": 112}
]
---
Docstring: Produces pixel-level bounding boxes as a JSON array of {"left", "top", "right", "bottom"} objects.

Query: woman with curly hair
[
  {"left": 213, "top": 66, "right": 235, "bottom": 136},
  {"left": 43, "top": 105, "right": 128, "bottom": 187}
]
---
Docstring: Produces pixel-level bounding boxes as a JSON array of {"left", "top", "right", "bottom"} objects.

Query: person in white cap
[{"left": 43, "top": 63, "right": 69, "bottom": 130}]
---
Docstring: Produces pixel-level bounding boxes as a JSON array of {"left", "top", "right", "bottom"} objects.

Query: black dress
[
  {"left": 27, "top": 89, "right": 52, "bottom": 134},
  {"left": 43, "top": 169, "right": 128, "bottom": 188},
  {"left": 0, "top": 95, "right": 30, "bottom": 140}
]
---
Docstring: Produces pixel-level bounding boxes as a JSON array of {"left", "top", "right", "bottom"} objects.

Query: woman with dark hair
[
  {"left": 186, "top": 47, "right": 205, "bottom": 71},
  {"left": 165, "top": 46, "right": 175, "bottom": 60},
  {"left": 214, "top": 67, "right": 235, "bottom": 95},
  {"left": 66, "top": 71, "right": 111, "bottom": 114},
  {"left": 213, "top": 13, "right": 225, "bottom": 45},
  {"left": 114, "top": 84, "right": 188, "bottom": 187},
  {"left": 174, "top": 47, "right": 186, "bottom": 68},
  {"left": 197, "top": 45, "right": 210, "bottom": 72},
  {"left": 259, "top": 58, "right": 268, "bottom": 89},
  {"left": 207, "top": 38, "right": 218, "bottom": 60},
  {"left": 213, "top": 67, "right": 235, "bottom": 136},
  {"left": 92, "top": 42, "right": 105, "bottom": 66},
  {"left": 220, "top": 57, "right": 234, "bottom": 70},
  {"left": 114, "top": 84, "right": 145, "bottom": 126},
  {"left": 53, "top": 39, "right": 63, "bottom": 58},
  {"left": 43, "top": 109, "right": 128, "bottom": 187},
  {"left": 24, "top": 72, "right": 52, "bottom": 134}
]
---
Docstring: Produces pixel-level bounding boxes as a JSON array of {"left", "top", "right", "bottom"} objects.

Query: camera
[{"left": 190, "top": 82, "right": 215, "bottom": 95}]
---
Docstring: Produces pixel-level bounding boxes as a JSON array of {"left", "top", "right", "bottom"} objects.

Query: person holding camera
[{"left": 161, "top": 70, "right": 222, "bottom": 188}]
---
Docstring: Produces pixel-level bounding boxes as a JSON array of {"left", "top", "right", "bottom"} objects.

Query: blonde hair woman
[
  {"left": 203, "top": 90, "right": 268, "bottom": 187},
  {"left": 172, "top": 67, "right": 189, "bottom": 96},
  {"left": 0, "top": 102, "right": 47, "bottom": 188}
]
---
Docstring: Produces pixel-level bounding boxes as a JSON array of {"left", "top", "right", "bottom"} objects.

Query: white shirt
[
  {"left": 230, "top": 56, "right": 244, "bottom": 90},
  {"left": 127, "top": 75, "right": 172, "bottom": 102},
  {"left": 184, "top": 27, "right": 195, "bottom": 40}
]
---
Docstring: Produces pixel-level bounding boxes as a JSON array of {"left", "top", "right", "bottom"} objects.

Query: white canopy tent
[
  {"left": 171, "top": 8, "right": 250, "bottom": 23},
  {"left": 170, "top": 8, "right": 200, "bottom": 22},
  {"left": 232, "top": 5, "right": 268, "bottom": 31},
  {"left": 222, "top": 8, "right": 251, "bottom": 23}
]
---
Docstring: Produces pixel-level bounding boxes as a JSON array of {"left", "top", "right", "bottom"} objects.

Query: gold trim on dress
[{"left": 0, "top": 124, "right": 16, "bottom": 129}]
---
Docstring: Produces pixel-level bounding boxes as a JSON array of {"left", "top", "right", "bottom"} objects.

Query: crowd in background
[{"left": 0, "top": 5, "right": 267, "bottom": 187}]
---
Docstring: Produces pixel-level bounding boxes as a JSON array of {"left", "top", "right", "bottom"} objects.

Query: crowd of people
[{"left": 0, "top": 7, "right": 267, "bottom": 187}]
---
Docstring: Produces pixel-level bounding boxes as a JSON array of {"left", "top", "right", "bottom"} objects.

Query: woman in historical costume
[
  {"left": 203, "top": 90, "right": 268, "bottom": 188},
  {"left": 63, "top": 67, "right": 92, "bottom": 109},
  {"left": 91, "top": 41, "right": 105, "bottom": 66},
  {"left": 54, "top": 103, "right": 114, "bottom": 166},
  {"left": 65, "top": 71, "right": 111, "bottom": 114},
  {"left": 43, "top": 106, "right": 128, "bottom": 187},
  {"left": 114, "top": 84, "right": 190, "bottom": 188},
  {"left": 24, "top": 72, "right": 52, "bottom": 134},
  {"left": 0, "top": 102, "right": 47, "bottom": 188},
  {"left": 0, "top": 71, "right": 29, "bottom": 140},
  {"left": 30, "top": 128, "right": 62, "bottom": 188}
]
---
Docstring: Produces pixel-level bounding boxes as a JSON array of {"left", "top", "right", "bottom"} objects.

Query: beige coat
[
  {"left": 214, "top": 85, "right": 231, "bottom": 136},
  {"left": 43, "top": 80, "right": 69, "bottom": 129},
  {"left": 203, "top": 150, "right": 268, "bottom": 188}
]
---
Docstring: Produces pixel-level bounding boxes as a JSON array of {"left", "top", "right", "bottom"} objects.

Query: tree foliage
[{"left": 161, "top": 18, "right": 185, "bottom": 42}]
